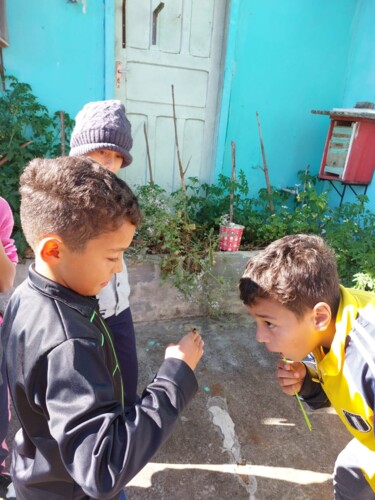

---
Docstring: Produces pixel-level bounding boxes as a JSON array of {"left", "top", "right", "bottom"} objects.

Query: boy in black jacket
[{"left": 2, "top": 156, "right": 204, "bottom": 500}]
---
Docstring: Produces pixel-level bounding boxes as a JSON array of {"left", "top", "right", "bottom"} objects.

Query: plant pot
[{"left": 219, "top": 224, "right": 244, "bottom": 252}]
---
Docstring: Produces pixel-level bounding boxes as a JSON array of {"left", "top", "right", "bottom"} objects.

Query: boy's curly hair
[
  {"left": 20, "top": 156, "right": 142, "bottom": 252},
  {"left": 239, "top": 234, "right": 340, "bottom": 318}
]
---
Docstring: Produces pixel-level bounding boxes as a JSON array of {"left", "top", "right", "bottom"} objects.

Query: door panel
[
  {"left": 126, "top": 62, "right": 208, "bottom": 107},
  {"left": 181, "top": 118, "right": 204, "bottom": 182},
  {"left": 126, "top": 113, "right": 149, "bottom": 185},
  {"left": 190, "top": 0, "right": 215, "bottom": 57},
  {"left": 154, "top": 116, "right": 176, "bottom": 188},
  {"left": 158, "top": 0, "right": 183, "bottom": 53},
  {"left": 126, "top": 2, "right": 150, "bottom": 50},
  {"left": 115, "top": 0, "right": 228, "bottom": 191}
]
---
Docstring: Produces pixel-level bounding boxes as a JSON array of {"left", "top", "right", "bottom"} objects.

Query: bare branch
[
  {"left": 143, "top": 123, "right": 154, "bottom": 184},
  {"left": 0, "top": 141, "right": 33, "bottom": 167},
  {"left": 183, "top": 156, "right": 192, "bottom": 176},
  {"left": 256, "top": 111, "right": 274, "bottom": 213},
  {"left": 59, "top": 111, "right": 66, "bottom": 156},
  {"left": 171, "top": 84, "right": 188, "bottom": 224},
  {"left": 230, "top": 140, "right": 236, "bottom": 224}
]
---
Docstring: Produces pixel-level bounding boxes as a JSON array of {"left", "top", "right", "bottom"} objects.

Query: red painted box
[{"left": 319, "top": 108, "right": 375, "bottom": 185}]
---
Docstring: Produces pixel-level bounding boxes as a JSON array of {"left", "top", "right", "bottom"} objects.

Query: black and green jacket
[{"left": 3, "top": 265, "right": 198, "bottom": 499}]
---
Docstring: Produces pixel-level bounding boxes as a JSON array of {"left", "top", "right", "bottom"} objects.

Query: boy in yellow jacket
[{"left": 240, "top": 234, "right": 375, "bottom": 499}]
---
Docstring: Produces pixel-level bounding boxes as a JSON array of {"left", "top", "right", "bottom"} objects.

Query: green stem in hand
[{"left": 282, "top": 357, "right": 312, "bottom": 431}]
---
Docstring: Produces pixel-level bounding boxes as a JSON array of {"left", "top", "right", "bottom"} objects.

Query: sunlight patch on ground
[
  {"left": 127, "top": 462, "right": 332, "bottom": 488},
  {"left": 261, "top": 417, "right": 296, "bottom": 426}
]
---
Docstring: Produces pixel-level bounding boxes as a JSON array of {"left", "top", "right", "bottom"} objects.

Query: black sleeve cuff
[
  {"left": 155, "top": 357, "right": 198, "bottom": 400},
  {"left": 298, "top": 363, "right": 331, "bottom": 409}
]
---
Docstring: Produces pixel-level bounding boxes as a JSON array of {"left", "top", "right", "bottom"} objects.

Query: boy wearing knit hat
[{"left": 70, "top": 100, "right": 138, "bottom": 408}]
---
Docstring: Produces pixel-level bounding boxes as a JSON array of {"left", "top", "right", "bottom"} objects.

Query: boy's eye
[
  {"left": 265, "top": 321, "right": 276, "bottom": 330},
  {"left": 108, "top": 257, "right": 119, "bottom": 262}
]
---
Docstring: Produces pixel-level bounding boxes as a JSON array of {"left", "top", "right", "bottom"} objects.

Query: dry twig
[
  {"left": 256, "top": 111, "right": 274, "bottom": 213},
  {"left": 59, "top": 111, "right": 66, "bottom": 156},
  {"left": 143, "top": 123, "right": 154, "bottom": 184},
  {"left": 0, "top": 141, "right": 33, "bottom": 167},
  {"left": 171, "top": 84, "right": 189, "bottom": 224},
  {"left": 230, "top": 140, "right": 236, "bottom": 224}
]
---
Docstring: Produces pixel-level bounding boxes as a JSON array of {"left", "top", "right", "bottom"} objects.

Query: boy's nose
[
  {"left": 105, "top": 158, "right": 115, "bottom": 169},
  {"left": 256, "top": 327, "right": 268, "bottom": 344},
  {"left": 114, "top": 258, "right": 123, "bottom": 274}
]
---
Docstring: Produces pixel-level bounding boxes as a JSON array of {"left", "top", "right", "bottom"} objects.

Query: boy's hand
[
  {"left": 276, "top": 360, "right": 306, "bottom": 395},
  {"left": 165, "top": 330, "right": 204, "bottom": 371}
]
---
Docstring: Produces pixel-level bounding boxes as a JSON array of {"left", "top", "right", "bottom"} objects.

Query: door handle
[
  {"left": 116, "top": 61, "right": 127, "bottom": 88},
  {"left": 152, "top": 2, "right": 165, "bottom": 45}
]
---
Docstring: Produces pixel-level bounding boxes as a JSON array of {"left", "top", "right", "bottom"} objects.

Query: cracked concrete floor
[
  {"left": 125, "top": 314, "right": 350, "bottom": 500},
  {"left": 8, "top": 314, "right": 351, "bottom": 499}
]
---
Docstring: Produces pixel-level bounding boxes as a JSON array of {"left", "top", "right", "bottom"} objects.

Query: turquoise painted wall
[
  {"left": 333, "top": 0, "right": 375, "bottom": 206},
  {"left": 343, "top": 0, "right": 375, "bottom": 108},
  {"left": 4, "top": 0, "right": 114, "bottom": 118},
  {"left": 4, "top": 0, "right": 375, "bottom": 209},
  {"left": 217, "top": 0, "right": 358, "bottom": 202}
]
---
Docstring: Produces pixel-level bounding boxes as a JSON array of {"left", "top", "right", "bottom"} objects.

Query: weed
[{"left": 0, "top": 75, "right": 73, "bottom": 255}]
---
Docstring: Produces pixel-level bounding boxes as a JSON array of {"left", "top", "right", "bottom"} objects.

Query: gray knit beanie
[{"left": 69, "top": 100, "right": 133, "bottom": 167}]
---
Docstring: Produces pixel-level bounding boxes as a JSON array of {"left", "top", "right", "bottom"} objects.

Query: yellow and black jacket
[{"left": 300, "top": 285, "right": 375, "bottom": 490}]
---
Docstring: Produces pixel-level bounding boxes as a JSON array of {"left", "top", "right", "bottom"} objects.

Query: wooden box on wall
[{"left": 319, "top": 109, "right": 375, "bottom": 185}]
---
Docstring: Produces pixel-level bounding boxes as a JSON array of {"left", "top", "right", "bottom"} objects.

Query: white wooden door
[{"left": 114, "top": 0, "right": 228, "bottom": 191}]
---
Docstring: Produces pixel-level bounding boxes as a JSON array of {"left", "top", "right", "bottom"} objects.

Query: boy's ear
[
  {"left": 312, "top": 302, "right": 332, "bottom": 331},
  {"left": 39, "top": 237, "right": 63, "bottom": 263}
]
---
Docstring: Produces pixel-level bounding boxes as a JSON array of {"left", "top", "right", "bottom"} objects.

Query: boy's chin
[{"left": 280, "top": 352, "right": 304, "bottom": 363}]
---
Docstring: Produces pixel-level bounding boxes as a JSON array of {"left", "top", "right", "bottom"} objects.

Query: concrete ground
[{"left": 8, "top": 314, "right": 351, "bottom": 500}]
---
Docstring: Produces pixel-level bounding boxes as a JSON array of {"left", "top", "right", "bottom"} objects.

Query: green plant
[
  {"left": 129, "top": 183, "right": 227, "bottom": 314},
  {"left": 132, "top": 169, "right": 375, "bottom": 306},
  {"left": 256, "top": 172, "right": 375, "bottom": 290},
  {"left": 257, "top": 170, "right": 332, "bottom": 245},
  {"left": 352, "top": 272, "right": 375, "bottom": 292},
  {"left": 0, "top": 75, "right": 73, "bottom": 256},
  {"left": 188, "top": 175, "right": 375, "bottom": 295},
  {"left": 186, "top": 171, "right": 265, "bottom": 246},
  {"left": 324, "top": 198, "right": 375, "bottom": 288}
]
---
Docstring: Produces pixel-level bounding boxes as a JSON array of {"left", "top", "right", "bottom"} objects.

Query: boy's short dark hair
[
  {"left": 239, "top": 234, "right": 340, "bottom": 318},
  {"left": 20, "top": 156, "right": 142, "bottom": 251}
]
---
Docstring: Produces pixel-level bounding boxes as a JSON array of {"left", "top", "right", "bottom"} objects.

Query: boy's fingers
[
  {"left": 191, "top": 330, "right": 203, "bottom": 344},
  {"left": 277, "top": 359, "right": 292, "bottom": 371},
  {"left": 283, "top": 386, "right": 300, "bottom": 396},
  {"left": 276, "top": 368, "right": 301, "bottom": 382},
  {"left": 279, "top": 376, "right": 298, "bottom": 388},
  {"left": 277, "top": 360, "right": 303, "bottom": 375},
  {"left": 276, "top": 366, "right": 294, "bottom": 378}
]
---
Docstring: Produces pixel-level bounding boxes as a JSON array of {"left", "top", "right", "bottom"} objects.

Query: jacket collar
[{"left": 28, "top": 264, "right": 98, "bottom": 319}]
